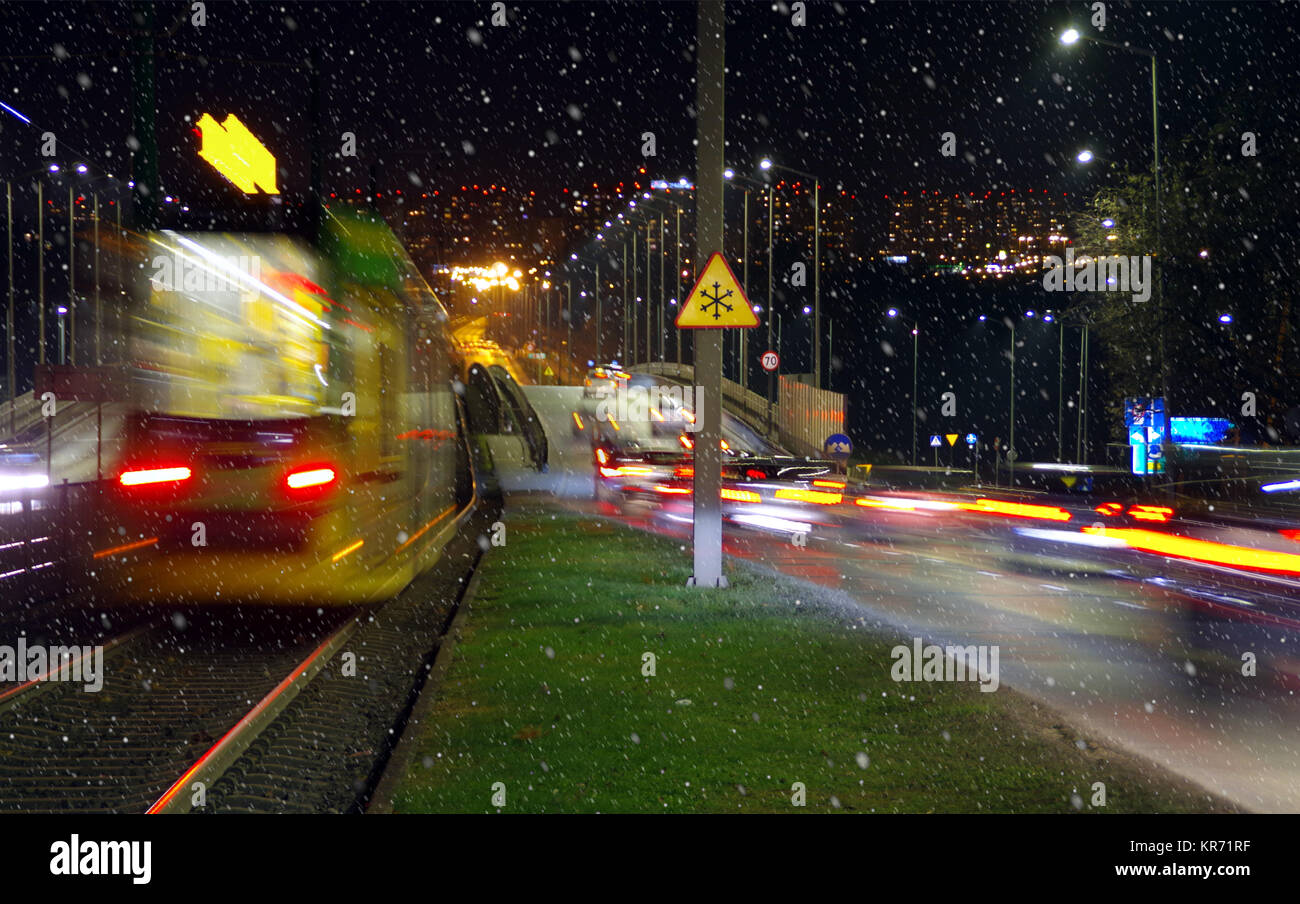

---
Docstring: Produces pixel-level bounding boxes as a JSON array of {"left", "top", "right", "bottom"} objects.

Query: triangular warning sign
[
  {"left": 543, "top": 366, "right": 554, "bottom": 376},
  {"left": 675, "top": 253, "right": 758, "bottom": 328},
  {"left": 946, "top": 433, "right": 959, "bottom": 446}
]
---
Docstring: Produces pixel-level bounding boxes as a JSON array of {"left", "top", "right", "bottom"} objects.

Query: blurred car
[{"left": 583, "top": 365, "right": 630, "bottom": 399}]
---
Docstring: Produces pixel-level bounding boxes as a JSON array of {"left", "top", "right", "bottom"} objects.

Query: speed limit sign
[{"left": 760, "top": 350, "right": 780, "bottom": 372}]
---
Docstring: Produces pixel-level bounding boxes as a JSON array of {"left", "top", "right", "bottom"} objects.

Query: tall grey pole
[
  {"left": 68, "top": 186, "right": 75, "bottom": 365},
  {"left": 911, "top": 325, "right": 918, "bottom": 466},
  {"left": 766, "top": 185, "right": 774, "bottom": 434},
  {"left": 6, "top": 183, "right": 14, "bottom": 431},
  {"left": 94, "top": 193, "right": 101, "bottom": 366},
  {"left": 594, "top": 260, "right": 601, "bottom": 366},
  {"left": 740, "top": 188, "right": 749, "bottom": 394},
  {"left": 1009, "top": 322, "right": 1016, "bottom": 485},
  {"left": 813, "top": 178, "right": 820, "bottom": 389},
  {"left": 674, "top": 206, "right": 682, "bottom": 367},
  {"left": 690, "top": 0, "right": 725, "bottom": 589},
  {"left": 626, "top": 231, "right": 631, "bottom": 366},
  {"left": 658, "top": 216, "right": 665, "bottom": 362},
  {"left": 644, "top": 220, "right": 652, "bottom": 368},
  {"left": 1152, "top": 56, "right": 1166, "bottom": 479},
  {"left": 622, "top": 242, "right": 628, "bottom": 362},
  {"left": 1057, "top": 322, "right": 1064, "bottom": 461},
  {"left": 38, "top": 182, "right": 45, "bottom": 366}
]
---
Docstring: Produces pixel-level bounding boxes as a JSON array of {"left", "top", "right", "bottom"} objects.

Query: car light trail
[
  {"left": 960, "top": 498, "right": 1071, "bottom": 521},
  {"left": 775, "top": 488, "right": 843, "bottom": 505},
  {"left": 1128, "top": 504, "right": 1174, "bottom": 523},
  {"left": 1082, "top": 526, "right": 1300, "bottom": 574},
  {"left": 721, "top": 488, "right": 761, "bottom": 503},
  {"left": 1262, "top": 479, "right": 1300, "bottom": 493}
]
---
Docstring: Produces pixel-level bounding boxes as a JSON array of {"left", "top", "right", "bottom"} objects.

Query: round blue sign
[{"left": 823, "top": 433, "right": 852, "bottom": 460}]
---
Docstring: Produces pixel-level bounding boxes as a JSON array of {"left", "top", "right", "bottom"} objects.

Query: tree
[{"left": 1068, "top": 97, "right": 1300, "bottom": 444}]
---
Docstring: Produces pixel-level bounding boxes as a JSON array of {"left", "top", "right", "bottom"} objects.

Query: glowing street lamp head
[
  {"left": 76, "top": 164, "right": 88, "bottom": 174},
  {"left": 1219, "top": 313, "right": 1233, "bottom": 324},
  {"left": 1076, "top": 150, "right": 1094, "bottom": 164},
  {"left": 759, "top": 159, "right": 773, "bottom": 171},
  {"left": 1060, "top": 28, "right": 1081, "bottom": 45},
  {"left": 887, "top": 308, "right": 898, "bottom": 318},
  {"left": 1101, "top": 218, "right": 1115, "bottom": 228},
  {"left": 723, "top": 168, "right": 735, "bottom": 180}
]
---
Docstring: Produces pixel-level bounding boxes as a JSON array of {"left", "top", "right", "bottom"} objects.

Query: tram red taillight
[{"left": 118, "top": 466, "right": 193, "bottom": 487}]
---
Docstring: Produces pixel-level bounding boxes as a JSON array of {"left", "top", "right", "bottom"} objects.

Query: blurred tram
[{"left": 102, "top": 210, "right": 468, "bottom": 605}]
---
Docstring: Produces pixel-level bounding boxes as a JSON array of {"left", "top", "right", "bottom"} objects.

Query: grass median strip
[{"left": 389, "top": 507, "right": 1232, "bottom": 813}]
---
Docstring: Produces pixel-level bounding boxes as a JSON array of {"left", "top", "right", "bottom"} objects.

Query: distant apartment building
[{"left": 880, "top": 188, "right": 1071, "bottom": 272}]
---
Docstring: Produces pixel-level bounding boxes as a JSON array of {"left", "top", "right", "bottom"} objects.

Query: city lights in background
[{"left": 449, "top": 262, "right": 524, "bottom": 292}]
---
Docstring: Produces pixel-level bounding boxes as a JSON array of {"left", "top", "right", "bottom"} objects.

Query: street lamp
[
  {"left": 643, "top": 193, "right": 688, "bottom": 368},
  {"left": 1060, "top": 25, "right": 1165, "bottom": 473},
  {"left": 724, "top": 168, "right": 764, "bottom": 393},
  {"left": 887, "top": 308, "right": 919, "bottom": 466},
  {"left": 1075, "top": 149, "right": 1094, "bottom": 164},
  {"left": 759, "top": 157, "right": 823, "bottom": 389}
]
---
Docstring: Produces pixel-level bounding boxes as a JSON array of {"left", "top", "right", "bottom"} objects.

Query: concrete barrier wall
[{"left": 631, "top": 362, "right": 845, "bottom": 457}]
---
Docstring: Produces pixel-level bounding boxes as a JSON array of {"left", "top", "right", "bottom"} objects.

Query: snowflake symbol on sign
[{"left": 697, "top": 281, "right": 734, "bottom": 320}]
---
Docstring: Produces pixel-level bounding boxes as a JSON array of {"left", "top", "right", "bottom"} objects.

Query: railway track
[{"left": 0, "top": 474, "right": 496, "bottom": 814}]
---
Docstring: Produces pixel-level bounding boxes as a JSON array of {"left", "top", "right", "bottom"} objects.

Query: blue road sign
[
  {"left": 823, "top": 433, "right": 852, "bottom": 460},
  {"left": 929, "top": 435, "right": 942, "bottom": 447},
  {"left": 964, "top": 432, "right": 978, "bottom": 446}
]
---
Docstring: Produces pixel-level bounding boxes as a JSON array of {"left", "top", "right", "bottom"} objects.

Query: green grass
[{"left": 389, "top": 508, "right": 1233, "bottom": 813}]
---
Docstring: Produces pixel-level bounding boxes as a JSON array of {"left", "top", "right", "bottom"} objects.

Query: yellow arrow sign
[
  {"left": 946, "top": 433, "right": 959, "bottom": 446},
  {"left": 676, "top": 252, "right": 758, "bottom": 328},
  {"left": 196, "top": 113, "right": 279, "bottom": 194}
]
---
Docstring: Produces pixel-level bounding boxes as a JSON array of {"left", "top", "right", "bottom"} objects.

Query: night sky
[
  {"left": 2, "top": 1, "right": 1298, "bottom": 459},
  {"left": 3, "top": 2, "right": 1296, "bottom": 202}
]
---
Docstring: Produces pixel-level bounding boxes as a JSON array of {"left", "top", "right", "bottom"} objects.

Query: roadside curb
[{"left": 366, "top": 553, "right": 488, "bottom": 814}]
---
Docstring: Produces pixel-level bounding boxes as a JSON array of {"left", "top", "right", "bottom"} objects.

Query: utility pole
[
  {"left": 689, "top": 0, "right": 726, "bottom": 588},
  {"left": 766, "top": 184, "right": 774, "bottom": 434},
  {"left": 740, "top": 188, "right": 749, "bottom": 394}
]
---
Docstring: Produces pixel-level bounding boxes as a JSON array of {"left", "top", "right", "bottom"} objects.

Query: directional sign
[
  {"left": 965, "top": 432, "right": 978, "bottom": 446},
  {"left": 929, "top": 435, "right": 942, "bottom": 447},
  {"left": 945, "top": 433, "right": 959, "bottom": 447},
  {"left": 196, "top": 113, "right": 279, "bottom": 194},
  {"left": 676, "top": 253, "right": 758, "bottom": 328},
  {"left": 760, "top": 350, "right": 780, "bottom": 372}
]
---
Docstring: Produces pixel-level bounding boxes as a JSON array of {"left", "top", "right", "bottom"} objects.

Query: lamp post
[
  {"left": 725, "top": 169, "right": 763, "bottom": 394},
  {"left": 760, "top": 158, "right": 821, "bottom": 389},
  {"left": 888, "top": 308, "right": 919, "bottom": 466},
  {"left": 1060, "top": 26, "right": 1165, "bottom": 472},
  {"left": 643, "top": 193, "right": 688, "bottom": 369}
]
